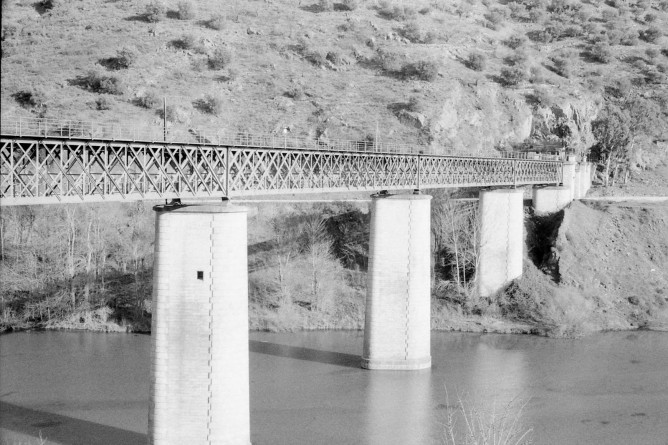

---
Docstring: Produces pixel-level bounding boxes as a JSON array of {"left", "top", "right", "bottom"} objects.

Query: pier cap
[{"left": 153, "top": 202, "right": 249, "bottom": 214}]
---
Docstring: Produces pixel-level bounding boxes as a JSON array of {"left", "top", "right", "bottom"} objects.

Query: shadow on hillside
[
  {"left": 0, "top": 401, "right": 146, "bottom": 445},
  {"left": 124, "top": 13, "right": 151, "bottom": 22},
  {"left": 249, "top": 340, "right": 361, "bottom": 369},
  {"left": 32, "top": 1, "right": 52, "bottom": 16},
  {"left": 97, "top": 57, "right": 124, "bottom": 71},
  {"left": 300, "top": 3, "right": 327, "bottom": 13}
]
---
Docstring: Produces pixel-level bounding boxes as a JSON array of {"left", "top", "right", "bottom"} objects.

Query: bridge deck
[{"left": 0, "top": 136, "right": 562, "bottom": 205}]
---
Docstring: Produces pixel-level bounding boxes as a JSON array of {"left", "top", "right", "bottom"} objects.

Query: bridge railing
[{"left": 1, "top": 116, "right": 436, "bottom": 155}]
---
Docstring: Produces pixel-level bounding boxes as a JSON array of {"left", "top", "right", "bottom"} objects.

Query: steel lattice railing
[{"left": 0, "top": 137, "right": 562, "bottom": 205}]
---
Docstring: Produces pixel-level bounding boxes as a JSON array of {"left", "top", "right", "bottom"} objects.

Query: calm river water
[{"left": 1, "top": 330, "right": 667, "bottom": 445}]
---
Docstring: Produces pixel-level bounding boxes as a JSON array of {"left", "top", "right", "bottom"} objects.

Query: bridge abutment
[
  {"left": 477, "top": 189, "right": 524, "bottom": 298},
  {"left": 149, "top": 204, "right": 251, "bottom": 445},
  {"left": 362, "top": 193, "right": 432, "bottom": 371}
]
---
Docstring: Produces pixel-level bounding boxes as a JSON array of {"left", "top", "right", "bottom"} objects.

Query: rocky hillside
[{"left": 2, "top": 0, "right": 667, "bottom": 158}]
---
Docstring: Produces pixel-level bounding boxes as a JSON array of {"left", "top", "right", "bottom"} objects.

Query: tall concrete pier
[
  {"left": 149, "top": 204, "right": 251, "bottom": 445},
  {"left": 362, "top": 193, "right": 432, "bottom": 370},
  {"left": 477, "top": 189, "right": 524, "bottom": 297}
]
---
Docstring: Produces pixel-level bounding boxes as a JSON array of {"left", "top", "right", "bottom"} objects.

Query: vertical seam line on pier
[
  {"left": 505, "top": 194, "right": 511, "bottom": 282},
  {"left": 404, "top": 199, "right": 412, "bottom": 361},
  {"left": 206, "top": 216, "right": 214, "bottom": 444}
]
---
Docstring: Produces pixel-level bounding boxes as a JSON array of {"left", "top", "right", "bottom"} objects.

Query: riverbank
[{"left": 2, "top": 196, "right": 667, "bottom": 338}]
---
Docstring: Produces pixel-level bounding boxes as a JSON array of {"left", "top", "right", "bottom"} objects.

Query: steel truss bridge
[{"left": 0, "top": 122, "right": 563, "bottom": 206}]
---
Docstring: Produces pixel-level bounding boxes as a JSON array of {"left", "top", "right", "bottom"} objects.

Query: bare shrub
[
  {"left": 530, "top": 65, "right": 545, "bottom": 83},
  {"left": 325, "top": 50, "right": 344, "bottom": 65},
  {"left": 620, "top": 31, "right": 639, "bottom": 46},
  {"left": 206, "top": 13, "right": 225, "bottom": 30},
  {"left": 305, "top": 49, "right": 326, "bottom": 67},
  {"left": 284, "top": 87, "right": 305, "bottom": 100},
  {"left": 145, "top": 1, "right": 166, "bottom": 23},
  {"left": 176, "top": 1, "right": 195, "bottom": 20},
  {"left": 340, "top": 0, "right": 358, "bottom": 11},
  {"left": 137, "top": 90, "right": 161, "bottom": 109},
  {"left": 528, "top": 8, "right": 545, "bottom": 23},
  {"left": 645, "top": 48, "right": 659, "bottom": 60},
  {"left": 467, "top": 52, "right": 486, "bottom": 71},
  {"left": 506, "top": 49, "right": 528, "bottom": 66},
  {"left": 38, "top": 0, "right": 59, "bottom": 12},
  {"left": 173, "top": 34, "right": 205, "bottom": 52},
  {"left": 208, "top": 47, "right": 232, "bottom": 69},
  {"left": 197, "top": 94, "right": 224, "bottom": 115},
  {"left": 79, "top": 71, "right": 124, "bottom": 95},
  {"left": 504, "top": 34, "right": 526, "bottom": 49},
  {"left": 319, "top": 0, "right": 333, "bottom": 11},
  {"left": 590, "top": 42, "right": 613, "bottom": 63},
  {"left": 106, "top": 47, "right": 138, "bottom": 69},
  {"left": 374, "top": 47, "right": 402, "bottom": 72},
  {"left": 13, "top": 88, "right": 47, "bottom": 110},
  {"left": 551, "top": 55, "right": 572, "bottom": 77},
  {"left": 398, "top": 21, "right": 436, "bottom": 43},
  {"left": 485, "top": 8, "right": 506, "bottom": 30},
  {"left": 400, "top": 21, "right": 422, "bottom": 42},
  {"left": 400, "top": 60, "right": 438, "bottom": 81},
  {"left": 377, "top": 2, "right": 417, "bottom": 20},
  {"left": 639, "top": 26, "right": 661, "bottom": 43},
  {"left": 95, "top": 96, "right": 113, "bottom": 110},
  {"left": 499, "top": 66, "right": 527, "bottom": 86}
]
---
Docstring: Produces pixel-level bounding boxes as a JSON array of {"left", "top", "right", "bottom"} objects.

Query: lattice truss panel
[
  {"left": 227, "top": 149, "right": 419, "bottom": 193},
  {"left": 0, "top": 138, "right": 562, "bottom": 204}
]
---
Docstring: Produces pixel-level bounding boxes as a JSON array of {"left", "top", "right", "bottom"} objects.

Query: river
[{"left": 1, "top": 330, "right": 667, "bottom": 445}]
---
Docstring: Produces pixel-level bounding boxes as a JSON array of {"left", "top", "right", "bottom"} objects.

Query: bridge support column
[
  {"left": 532, "top": 186, "right": 572, "bottom": 215},
  {"left": 477, "top": 189, "right": 524, "bottom": 298},
  {"left": 362, "top": 193, "right": 432, "bottom": 371},
  {"left": 562, "top": 160, "right": 577, "bottom": 201},
  {"left": 573, "top": 164, "right": 583, "bottom": 199},
  {"left": 149, "top": 204, "right": 251, "bottom": 445}
]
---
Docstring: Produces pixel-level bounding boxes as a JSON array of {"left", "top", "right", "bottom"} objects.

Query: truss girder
[{"left": 0, "top": 138, "right": 562, "bottom": 205}]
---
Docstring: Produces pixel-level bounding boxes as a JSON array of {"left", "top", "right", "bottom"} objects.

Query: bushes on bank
[{"left": 145, "top": 1, "right": 166, "bottom": 22}]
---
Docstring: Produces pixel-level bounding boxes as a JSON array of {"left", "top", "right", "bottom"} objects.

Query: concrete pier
[
  {"left": 573, "top": 164, "right": 583, "bottom": 199},
  {"left": 477, "top": 189, "right": 524, "bottom": 298},
  {"left": 362, "top": 193, "right": 432, "bottom": 370},
  {"left": 562, "top": 161, "right": 577, "bottom": 201},
  {"left": 532, "top": 186, "right": 572, "bottom": 215},
  {"left": 149, "top": 204, "right": 251, "bottom": 445}
]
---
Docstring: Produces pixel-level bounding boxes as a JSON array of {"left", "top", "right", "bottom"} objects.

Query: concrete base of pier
[
  {"left": 149, "top": 204, "right": 251, "bottom": 445},
  {"left": 362, "top": 193, "right": 432, "bottom": 371},
  {"left": 532, "top": 186, "right": 572, "bottom": 215},
  {"left": 477, "top": 189, "right": 524, "bottom": 298}
]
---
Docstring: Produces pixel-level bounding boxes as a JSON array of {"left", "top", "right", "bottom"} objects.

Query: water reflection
[
  {"left": 364, "top": 371, "right": 433, "bottom": 445},
  {"left": 467, "top": 338, "right": 528, "bottom": 407}
]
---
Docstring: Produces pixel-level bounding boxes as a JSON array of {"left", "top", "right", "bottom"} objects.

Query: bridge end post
[
  {"left": 362, "top": 193, "right": 432, "bottom": 371},
  {"left": 477, "top": 189, "right": 524, "bottom": 298},
  {"left": 149, "top": 203, "right": 251, "bottom": 445}
]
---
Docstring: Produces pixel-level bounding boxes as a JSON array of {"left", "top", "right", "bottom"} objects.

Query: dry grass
[
  {"left": 443, "top": 388, "right": 533, "bottom": 445},
  {"left": 2, "top": 0, "right": 664, "bottom": 154}
]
